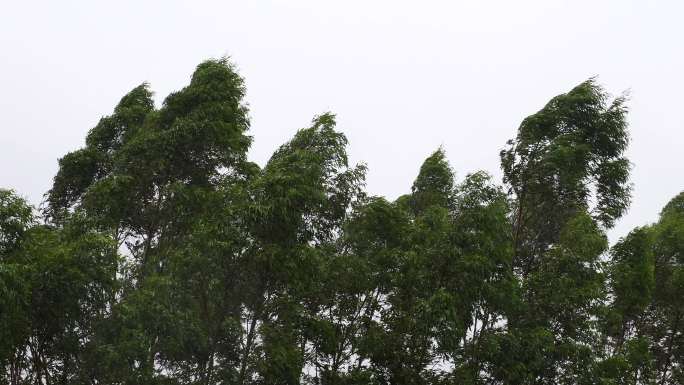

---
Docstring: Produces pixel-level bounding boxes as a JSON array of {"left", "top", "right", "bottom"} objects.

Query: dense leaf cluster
[{"left": 1, "top": 59, "right": 681, "bottom": 385}]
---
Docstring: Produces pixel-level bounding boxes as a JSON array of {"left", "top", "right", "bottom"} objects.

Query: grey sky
[{"left": 1, "top": 0, "right": 682, "bottom": 242}]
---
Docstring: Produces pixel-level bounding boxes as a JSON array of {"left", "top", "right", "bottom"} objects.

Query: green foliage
[
  {"left": 0, "top": 189, "right": 34, "bottom": 255},
  {"left": 2, "top": 61, "right": 681, "bottom": 385},
  {"left": 411, "top": 148, "right": 455, "bottom": 214},
  {"left": 501, "top": 79, "right": 630, "bottom": 260},
  {"left": 599, "top": 192, "right": 684, "bottom": 385},
  {"left": 1, "top": 191, "right": 118, "bottom": 384},
  {"left": 498, "top": 80, "right": 633, "bottom": 384}
]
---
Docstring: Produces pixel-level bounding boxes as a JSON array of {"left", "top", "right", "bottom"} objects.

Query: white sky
[{"left": 1, "top": 0, "right": 682, "bottom": 242}]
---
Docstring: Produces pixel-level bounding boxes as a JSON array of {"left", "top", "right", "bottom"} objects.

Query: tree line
[{"left": 1, "top": 58, "right": 682, "bottom": 385}]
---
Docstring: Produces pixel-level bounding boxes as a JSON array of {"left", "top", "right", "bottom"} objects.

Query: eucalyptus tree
[
  {"left": 246, "top": 113, "right": 366, "bottom": 384},
  {"left": 47, "top": 58, "right": 251, "bottom": 273},
  {"left": 336, "top": 196, "right": 411, "bottom": 384},
  {"left": 46, "top": 58, "right": 254, "bottom": 384},
  {"left": 357, "top": 150, "right": 515, "bottom": 384},
  {"left": 498, "top": 79, "right": 631, "bottom": 384},
  {"left": 600, "top": 192, "right": 683, "bottom": 385},
  {"left": 438, "top": 171, "right": 515, "bottom": 384},
  {"left": 357, "top": 149, "right": 457, "bottom": 384},
  {"left": 1, "top": 189, "right": 118, "bottom": 385},
  {"left": 0, "top": 189, "right": 34, "bottom": 384}
]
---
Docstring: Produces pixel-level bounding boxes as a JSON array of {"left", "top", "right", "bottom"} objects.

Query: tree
[
  {"left": 600, "top": 192, "right": 684, "bottom": 385},
  {"left": 45, "top": 58, "right": 254, "bottom": 384},
  {"left": 1, "top": 189, "right": 118, "bottom": 385},
  {"left": 0, "top": 189, "right": 34, "bottom": 385},
  {"left": 498, "top": 79, "right": 630, "bottom": 384},
  {"left": 247, "top": 113, "right": 366, "bottom": 384}
]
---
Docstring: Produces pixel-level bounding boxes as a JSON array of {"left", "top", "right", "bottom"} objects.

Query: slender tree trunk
[
  {"left": 239, "top": 313, "right": 259, "bottom": 385},
  {"left": 658, "top": 312, "right": 681, "bottom": 385}
]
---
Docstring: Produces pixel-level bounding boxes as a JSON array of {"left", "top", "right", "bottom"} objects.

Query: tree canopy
[{"left": 1, "top": 59, "right": 681, "bottom": 385}]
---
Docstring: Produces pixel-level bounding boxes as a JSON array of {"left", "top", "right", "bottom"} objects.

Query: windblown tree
[
  {"left": 45, "top": 58, "right": 255, "bottom": 384},
  {"left": 0, "top": 189, "right": 118, "bottom": 385},
  {"left": 355, "top": 150, "right": 515, "bottom": 384},
  {"left": 600, "top": 192, "right": 683, "bottom": 384},
  {"left": 1, "top": 59, "right": 681, "bottom": 385},
  {"left": 0, "top": 189, "right": 34, "bottom": 383},
  {"left": 498, "top": 79, "right": 631, "bottom": 384},
  {"left": 247, "top": 113, "right": 366, "bottom": 384}
]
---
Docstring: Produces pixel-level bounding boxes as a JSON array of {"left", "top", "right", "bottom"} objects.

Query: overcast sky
[{"left": 1, "top": 0, "right": 682, "bottom": 242}]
